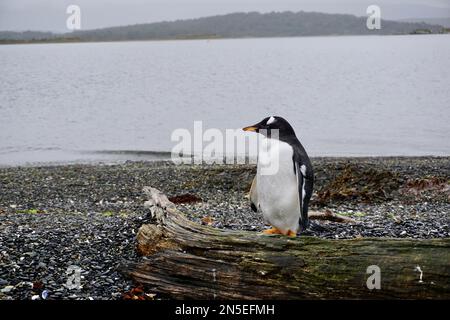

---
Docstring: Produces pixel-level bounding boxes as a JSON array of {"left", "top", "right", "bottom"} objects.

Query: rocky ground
[{"left": 0, "top": 157, "right": 449, "bottom": 300}]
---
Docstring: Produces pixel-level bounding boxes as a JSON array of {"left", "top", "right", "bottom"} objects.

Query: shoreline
[
  {"left": 0, "top": 156, "right": 448, "bottom": 300},
  {"left": 1, "top": 154, "right": 449, "bottom": 169},
  {"left": 1, "top": 32, "right": 449, "bottom": 46}
]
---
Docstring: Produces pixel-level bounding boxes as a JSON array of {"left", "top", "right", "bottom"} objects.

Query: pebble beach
[{"left": 0, "top": 157, "right": 449, "bottom": 300}]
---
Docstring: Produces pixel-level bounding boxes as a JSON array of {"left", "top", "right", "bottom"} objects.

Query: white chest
[{"left": 256, "top": 138, "right": 300, "bottom": 233}]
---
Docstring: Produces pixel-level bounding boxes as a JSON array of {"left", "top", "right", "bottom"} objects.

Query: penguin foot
[
  {"left": 287, "top": 230, "right": 297, "bottom": 237},
  {"left": 262, "top": 228, "right": 283, "bottom": 235}
]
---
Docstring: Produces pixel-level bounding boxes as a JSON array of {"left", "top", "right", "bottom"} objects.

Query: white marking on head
[
  {"left": 300, "top": 165, "right": 307, "bottom": 176},
  {"left": 266, "top": 116, "right": 276, "bottom": 125}
]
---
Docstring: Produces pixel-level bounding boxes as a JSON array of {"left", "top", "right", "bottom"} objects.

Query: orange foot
[
  {"left": 287, "top": 230, "right": 297, "bottom": 237},
  {"left": 262, "top": 227, "right": 283, "bottom": 235}
]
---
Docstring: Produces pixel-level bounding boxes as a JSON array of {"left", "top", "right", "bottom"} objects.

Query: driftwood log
[{"left": 123, "top": 187, "right": 450, "bottom": 299}]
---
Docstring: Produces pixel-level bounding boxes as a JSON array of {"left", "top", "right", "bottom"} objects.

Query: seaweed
[
  {"left": 169, "top": 193, "right": 203, "bottom": 204},
  {"left": 315, "top": 164, "right": 402, "bottom": 205},
  {"left": 402, "top": 177, "right": 449, "bottom": 195}
]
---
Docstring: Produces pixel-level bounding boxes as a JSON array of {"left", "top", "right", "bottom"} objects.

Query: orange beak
[{"left": 242, "top": 126, "right": 258, "bottom": 132}]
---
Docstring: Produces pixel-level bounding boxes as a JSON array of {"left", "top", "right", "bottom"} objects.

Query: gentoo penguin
[{"left": 243, "top": 116, "right": 314, "bottom": 237}]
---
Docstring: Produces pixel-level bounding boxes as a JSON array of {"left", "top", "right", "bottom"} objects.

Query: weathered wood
[
  {"left": 308, "top": 210, "right": 357, "bottom": 223},
  {"left": 123, "top": 187, "right": 450, "bottom": 299}
]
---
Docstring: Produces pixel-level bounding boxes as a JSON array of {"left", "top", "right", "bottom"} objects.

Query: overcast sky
[{"left": 1, "top": 0, "right": 449, "bottom": 32}]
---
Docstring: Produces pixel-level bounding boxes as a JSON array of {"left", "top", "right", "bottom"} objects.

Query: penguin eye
[{"left": 266, "top": 116, "right": 276, "bottom": 125}]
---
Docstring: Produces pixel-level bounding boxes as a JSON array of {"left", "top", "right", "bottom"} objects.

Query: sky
[{"left": 1, "top": 0, "right": 449, "bottom": 32}]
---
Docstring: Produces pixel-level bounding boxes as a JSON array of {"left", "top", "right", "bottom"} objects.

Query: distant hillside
[
  {"left": 1, "top": 11, "right": 447, "bottom": 44},
  {"left": 0, "top": 31, "right": 55, "bottom": 41},
  {"left": 400, "top": 17, "right": 450, "bottom": 28}
]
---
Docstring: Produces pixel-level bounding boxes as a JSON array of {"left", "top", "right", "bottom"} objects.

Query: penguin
[{"left": 243, "top": 116, "right": 314, "bottom": 237}]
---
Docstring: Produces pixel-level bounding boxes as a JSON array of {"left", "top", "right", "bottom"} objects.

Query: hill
[
  {"left": 400, "top": 17, "right": 450, "bottom": 28},
  {"left": 1, "top": 11, "right": 446, "bottom": 44}
]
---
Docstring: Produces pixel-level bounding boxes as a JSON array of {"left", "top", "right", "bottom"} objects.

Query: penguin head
[{"left": 243, "top": 116, "right": 296, "bottom": 139}]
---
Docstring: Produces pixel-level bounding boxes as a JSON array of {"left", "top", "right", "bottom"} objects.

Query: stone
[{"left": 1, "top": 285, "right": 14, "bottom": 293}]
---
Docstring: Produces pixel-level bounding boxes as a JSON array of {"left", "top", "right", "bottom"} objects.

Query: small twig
[{"left": 308, "top": 210, "right": 358, "bottom": 224}]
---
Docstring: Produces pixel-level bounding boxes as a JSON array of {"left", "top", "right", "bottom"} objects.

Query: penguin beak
[{"left": 243, "top": 125, "right": 258, "bottom": 132}]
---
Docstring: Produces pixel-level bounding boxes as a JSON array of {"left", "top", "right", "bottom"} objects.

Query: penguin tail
[{"left": 299, "top": 211, "right": 310, "bottom": 232}]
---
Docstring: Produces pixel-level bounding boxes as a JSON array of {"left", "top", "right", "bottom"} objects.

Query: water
[{"left": 1, "top": 35, "right": 449, "bottom": 166}]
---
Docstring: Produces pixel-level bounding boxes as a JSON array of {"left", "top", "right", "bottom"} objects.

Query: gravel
[{"left": 0, "top": 157, "right": 449, "bottom": 300}]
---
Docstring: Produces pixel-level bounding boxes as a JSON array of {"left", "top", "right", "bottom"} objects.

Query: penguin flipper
[
  {"left": 295, "top": 161, "right": 309, "bottom": 231},
  {"left": 249, "top": 175, "right": 259, "bottom": 212}
]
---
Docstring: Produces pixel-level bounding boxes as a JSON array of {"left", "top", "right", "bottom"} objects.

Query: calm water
[{"left": 0, "top": 35, "right": 449, "bottom": 166}]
